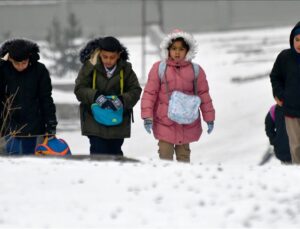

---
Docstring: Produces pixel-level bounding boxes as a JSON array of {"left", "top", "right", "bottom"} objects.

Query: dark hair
[{"left": 167, "top": 37, "right": 190, "bottom": 51}]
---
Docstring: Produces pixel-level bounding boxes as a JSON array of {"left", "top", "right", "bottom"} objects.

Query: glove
[
  {"left": 206, "top": 121, "right": 214, "bottom": 134},
  {"left": 144, "top": 119, "right": 153, "bottom": 134},
  {"left": 1, "top": 53, "right": 9, "bottom": 61},
  {"left": 95, "top": 94, "right": 117, "bottom": 111},
  {"left": 89, "top": 49, "right": 100, "bottom": 66},
  {"left": 46, "top": 120, "right": 57, "bottom": 136},
  {"left": 110, "top": 96, "right": 123, "bottom": 110}
]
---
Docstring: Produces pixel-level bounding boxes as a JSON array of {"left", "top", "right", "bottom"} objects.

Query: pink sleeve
[
  {"left": 141, "top": 62, "right": 161, "bottom": 119},
  {"left": 197, "top": 66, "right": 215, "bottom": 122}
]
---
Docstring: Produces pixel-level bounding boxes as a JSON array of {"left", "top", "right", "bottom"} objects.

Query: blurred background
[
  {"left": 1, "top": 0, "right": 299, "bottom": 79},
  {"left": 1, "top": 0, "right": 300, "bottom": 39}
]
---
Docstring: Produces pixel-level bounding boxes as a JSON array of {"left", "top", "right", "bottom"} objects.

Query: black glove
[{"left": 46, "top": 120, "right": 57, "bottom": 136}]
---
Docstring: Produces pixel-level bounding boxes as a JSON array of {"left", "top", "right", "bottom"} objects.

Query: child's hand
[
  {"left": 144, "top": 118, "right": 153, "bottom": 134},
  {"left": 89, "top": 49, "right": 100, "bottom": 66},
  {"left": 1, "top": 53, "right": 9, "bottom": 61},
  {"left": 275, "top": 96, "right": 283, "bottom": 107},
  {"left": 206, "top": 121, "right": 214, "bottom": 134}
]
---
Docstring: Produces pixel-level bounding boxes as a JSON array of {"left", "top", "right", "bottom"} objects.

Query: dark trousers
[
  {"left": 88, "top": 136, "right": 124, "bottom": 156},
  {"left": 5, "top": 137, "right": 37, "bottom": 155}
]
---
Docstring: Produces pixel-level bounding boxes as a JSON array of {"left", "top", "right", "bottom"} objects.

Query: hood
[
  {"left": 79, "top": 37, "right": 129, "bottom": 64},
  {"left": 79, "top": 37, "right": 102, "bottom": 64},
  {"left": 160, "top": 29, "right": 198, "bottom": 61},
  {"left": 0, "top": 38, "right": 40, "bottom": 63},
  {"left": 289, "top": 21, "right": 300, "bottom": 48}
]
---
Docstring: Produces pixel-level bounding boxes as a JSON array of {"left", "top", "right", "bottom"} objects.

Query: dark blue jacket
[{"left": 265, "top": 105, "right": 291, "bottom": 163}]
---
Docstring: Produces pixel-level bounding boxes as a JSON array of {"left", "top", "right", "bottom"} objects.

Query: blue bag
[
  {"left": 91, "top": 96, "right": 123, "bottom": 126},
  {"left": 35, "top": 136, "right": 71, "bottom": 156}
]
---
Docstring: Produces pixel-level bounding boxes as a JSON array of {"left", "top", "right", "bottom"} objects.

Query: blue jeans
[
  {"left": 5, "top": 137, "right": 38, "bottom": 155},
  {"left": 88, "top": 136, "right": 124, "bottom": 156}
]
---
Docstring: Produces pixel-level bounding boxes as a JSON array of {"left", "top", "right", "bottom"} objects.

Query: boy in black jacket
[
  {"left": 265, "top": 104, "right": 291, "bottom": 164},
  {"left": 0, "top": 38, "right": 57, "bottom": 155},
  {"left": 269, "top": 21, "right": 300, "bottom": 164}
]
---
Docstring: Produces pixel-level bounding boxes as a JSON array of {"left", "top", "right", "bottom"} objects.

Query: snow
[{"left": 1, "top": 26, "right": 300, "bottom": 228}]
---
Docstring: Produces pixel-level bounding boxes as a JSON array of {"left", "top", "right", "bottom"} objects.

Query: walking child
[
  {"left": 269, "top": 21, "right": 300, "bottom": 164},
  {"left": 0, "top": 38, "right": 57, "bottom": 154},
  {"left": 141, "top": 29, "right": 215, "bottom": 162},
  {"left": 75, "top": 36, "right": 141, "bottom": 155}
]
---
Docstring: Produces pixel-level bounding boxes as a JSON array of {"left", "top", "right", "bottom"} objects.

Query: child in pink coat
[{"left": 141, "top": 29, "right": 215, "bottom": 162}]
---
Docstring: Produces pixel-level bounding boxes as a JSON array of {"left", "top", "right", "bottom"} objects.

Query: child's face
[
  {"left": 294, "top": 34, "right": 300, "bottom": 53},
  {"left": 99, "top": 50, "right": 120, "bottom": 68},
  {"left": 9, "top": 58, "right": 29, "bottom": 72},
  {"left": 169, "top": 41, "right": 188, "bottom": 62}
]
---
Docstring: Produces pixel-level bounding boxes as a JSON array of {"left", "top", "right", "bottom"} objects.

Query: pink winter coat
[{"left": 141, "top": 59, "right": 215, "bottom": 145}]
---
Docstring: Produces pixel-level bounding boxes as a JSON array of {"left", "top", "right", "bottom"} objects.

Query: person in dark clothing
[
  {"left": 0, "top": 38, "right": 57, "bottom": 155},
  {"left": 265, "top": 104, "right": 292, "bottom": 164},
  {"left": 269, "top": 21, "right": 300, "bottom": 164},
  {"left": 74, "top": 36, "right": 141, "bottom": 155}
]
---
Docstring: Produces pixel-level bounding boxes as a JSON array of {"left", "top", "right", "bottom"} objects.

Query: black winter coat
[
  {"left": 265, "top": 106, "right": 291, "bottom": 163},
  {"left": 0, "top": 40, "right": 57, "bottom": 136},
  {"left": 270, "top": 21, "right": 300, "bottom": 117}
]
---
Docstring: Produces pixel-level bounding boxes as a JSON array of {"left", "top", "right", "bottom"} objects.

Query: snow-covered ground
[{"left": 1, "top": 26, "right": 300, "bottom": 229}]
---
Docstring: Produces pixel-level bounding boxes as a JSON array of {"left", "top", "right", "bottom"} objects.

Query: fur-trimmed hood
[
  {"left": 0, "top": 38, "right": 40, "bottom": 62},
  {"left": 160, "top": 29, "right": 198, "bottom": 61},
  {"left": 79, "top": 37, "right": 129, "bottom": 64}
]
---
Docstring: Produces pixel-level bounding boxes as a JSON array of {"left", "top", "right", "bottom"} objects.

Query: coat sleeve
[
  {"left": 38, "top": 64, "right": 57, "bottom": 127},
  {"left": 121, "top": 63, "right": 142, "bottom": 109},
  {"left": 74, "top": 62, "right": 97, "bottom": 105},
  {"left": 270, "top": 52, "right": 285, "bottom": 101},
  {"left": 265, "top": 112, "right": 276, "bottom": 145},
  {"left": 197, "top": 66, "right": 215, "bottom": 122},
  {"left": 141, "top": 62, "right": 161, "bottom": 119}
]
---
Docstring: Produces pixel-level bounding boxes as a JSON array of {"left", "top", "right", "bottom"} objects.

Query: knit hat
[
  {"left": 101, "top": 36, "right": 123, "bottom": 52},
  {"left": 160, "top": 29, "right": 198, "bottom": 61},
  {"left": 8, "top": 39, "right": 35, "bottom": 61}
]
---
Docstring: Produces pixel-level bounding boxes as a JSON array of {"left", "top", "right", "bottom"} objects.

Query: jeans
[
  {"left": 5, "top": 136, "right": 38, "bottom": 155},
  {"left": 88, "top": 136, "right": 124, "bottom": 156}
]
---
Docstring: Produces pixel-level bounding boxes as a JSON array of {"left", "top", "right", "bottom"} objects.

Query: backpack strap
[
  {"left": 269, "top": 104, "right": 276, "bottom": 121},
  {"left": 158, "top": 61, "right": 200, "bottom": 95},
  {"left": 92, "top": 68, "right": 124, "bottom": 95},
  {"left": 158, "top": 61, "right": 167, "bottom": 80},
  {"left": 192, "top": 63, "right": 200, "bottom": 95}
]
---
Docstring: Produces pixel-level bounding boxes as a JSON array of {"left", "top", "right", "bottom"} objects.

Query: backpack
[
  {"left": 158, "top": 61, "right": 200, "bottom": 94},
  {"left": 158, "top": 61, "right": 202, "bottom": 124},
  {"left": 35, "top": 136, "right": 71, "bottom": 156}
]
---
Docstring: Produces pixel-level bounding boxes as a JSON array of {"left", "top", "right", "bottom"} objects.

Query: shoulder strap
[
  {"left": 269, "top": 105, "right": 276, "bottom": 121},
  {"left": 158, "top": 61, "right": 167, "bottom": 81},
  {"left": 158, "top": 61, "right": 200, "bottom": 95},
  {"left": 120, "top": 69, "right": 124, "bottom": 95},
  {"left": 192, "top": 62, "right": 200, "bottom": 95},
  {"left": 92, "top": 69, "right": 124, "bottom": 95},
  {"left": 92, "top": 69, "right": 97, "bottom": 90},
  {"left": 192, "top": 63, "right": 200, "bottom": 79}
]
